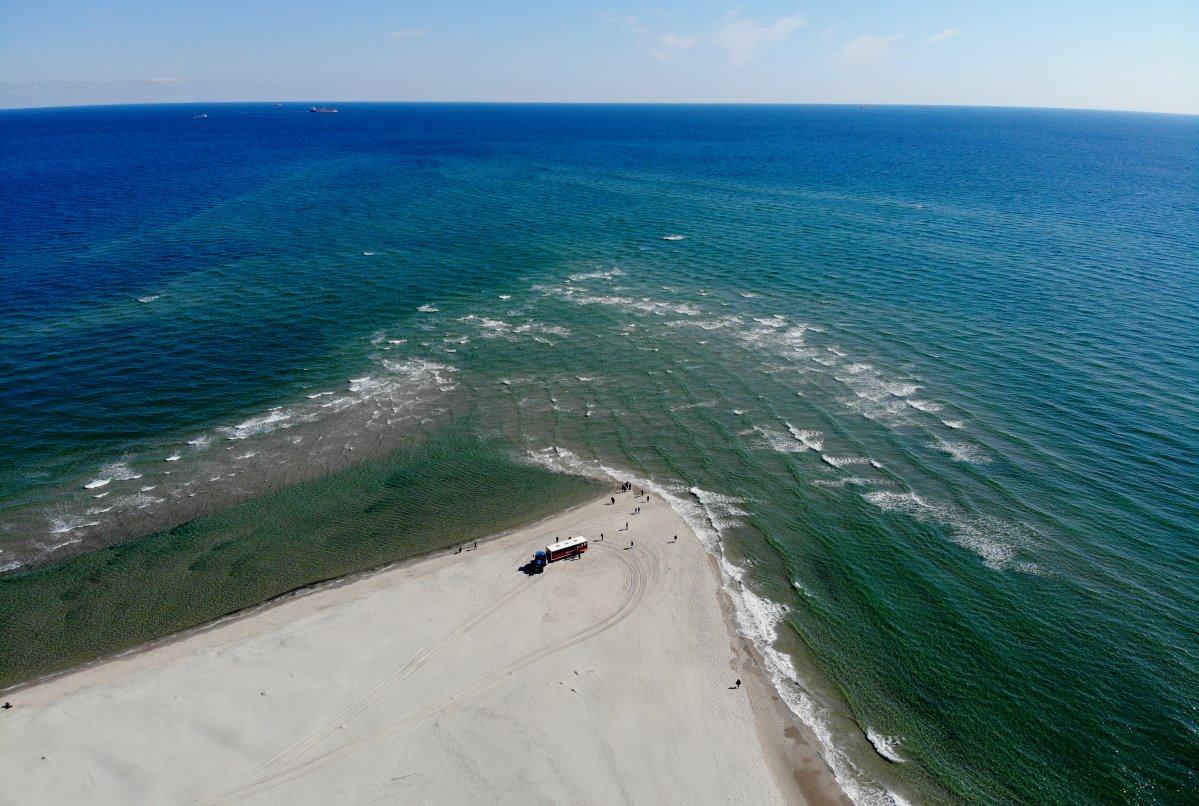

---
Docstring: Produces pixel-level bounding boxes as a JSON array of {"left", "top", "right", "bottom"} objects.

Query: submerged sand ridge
[{"left": 0, "top": 493, "right": 847, "bottom": 805}]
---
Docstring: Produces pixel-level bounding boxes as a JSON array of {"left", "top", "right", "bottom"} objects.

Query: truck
[{"left": 545, "top": 535, "right": 588, "bottom": 561}]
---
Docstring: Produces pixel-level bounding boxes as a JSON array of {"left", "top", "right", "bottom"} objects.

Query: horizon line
[{"left": 1, "top": 100, "right": 1196, "bottom": 117}]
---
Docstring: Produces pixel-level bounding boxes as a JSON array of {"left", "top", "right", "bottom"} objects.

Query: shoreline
[
  {"left": 0, "top": 492, "right": 602, "bottom": 698},
  {"left": 0, "top": 490, "right": 850, "bottom": 804}
]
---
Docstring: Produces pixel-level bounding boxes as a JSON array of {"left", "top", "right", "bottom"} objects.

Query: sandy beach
[{"left": 0, "top": 492, "right": 848, "bottom": 805}]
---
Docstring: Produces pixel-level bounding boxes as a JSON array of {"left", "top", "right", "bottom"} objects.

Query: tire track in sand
[
  {"left": 256, "top": 570, "right": 534, "bottom": 776},
  {"left": 190, "top": 541, "right": 652, "bottom": 805}
]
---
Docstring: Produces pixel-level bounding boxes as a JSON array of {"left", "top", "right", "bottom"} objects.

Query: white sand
[{"left": 0, "top": 493, "right": 848, "bottom": 805}]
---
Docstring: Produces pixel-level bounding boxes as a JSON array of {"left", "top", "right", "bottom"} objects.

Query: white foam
[
  {"left": 688, "top": 487, "right": 750, "bottom": 538},
  {"left": 929, "top": 439, "right": 993, "bottom": 465},
  {"left": 785, "top": 423, "right": 823, "bottom": 452},
  {"left": 862, "top": 490, "right": 1037, "bottom": 572},
  {"left": 822, "top": 455, "right": 872, "bottom": 468},
  {"left": 942, "top": 419, "right": 966, "bottom": 429},
  {"left": 306, "top": 391, "right": 335, "bottom": 399},
  {"left": 866, "top": 728, "right": 906, "bottom": 763},
  {"left": 83, "top": 462, "right": 142, "bottom": 489},
  {"left": 362, "top": 251, "right": 376, "bottom": 256},
  {"left": 44, "top": 536, "right": 85, "bottom": 552},
  {"left": 137, "top": 295, "right": 160, "bottom": 303},
  {"left": 661, "top": 234, "right": 686, "bottom": 241},
  {"left": 811, "top": 476, "right": 880, "bottom": 489},
  {"left": 669, "top": 400, "right": 718, "bottom": 413},
  {"left": 120, "top": 493, "right": 165, "bottom": 510},
  {"left": 187, "top": 435, "right": 211, "bottom": 447},
  {"left": 665, "top": 315, "right": 742, "bottom": 332},
  {"left": 516, "top": 322, "right": 570, "bottom": 338},
  {"left": 568, "top": 267, "right": 625, "bottom": 282},
  {"left": 520, "top": 445, "right": 612, "bottom": 485},
  {"left": 0, "top": 560, "right": 21, "bottom": 573},
  {"left": 533, "top": 284, "right": 702, "bottom": 317},
  {"left": 417, "top": 304, "right": 439, "bottom": 313},
  {"left": 498, "top": 294, "right": 512, "bottom": 300},
  {"left": 165, "top": 454, "right": 181, "bottom": 462},
  {"left": 92, "top": 491, "right": 109, "bottom": 499},
  {"left": 220, "top": 410, "right": 293, "bottom": 441},
  {"left": 735, "top": 316, "right": 813, "bottom": 354},
  {"left": 460, "top": 314, "right": 571, "bottom": 342},
  {"left": 86, "top": 506, "right": 114, "bottom": 515},
  {"left": 49, "top": 516, "right": 101, "bottom": 535},
  {"left": 906, "top": 399, "right": 942, "bottom": 413},
  {"left": 754, "top": 425, "right": 807, "bottom": 454}
]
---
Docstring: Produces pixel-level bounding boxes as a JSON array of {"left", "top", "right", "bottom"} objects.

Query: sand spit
[{"left": 0, "top": 494, "right": 847, "bottom": 805}]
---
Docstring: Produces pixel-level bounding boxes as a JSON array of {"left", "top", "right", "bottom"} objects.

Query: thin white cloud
[
  {"left": 711, "top": 12, "right": 805, "bottom": 63},
  {"left": 658, "top": 32, "right": 704, "bottom": 51},
  {"left": 145, "top": 77, "right": 184, "bottom": 84},
  {"left": 922, "top": 29, "right": 959, "bottom": 45},
  {"left": 603, "top": 12, "right": 649, "bottom": 36},
  {"left": 388, "top": 30, "right": 426, "bottom": 41},
  {"left": 839, "top": 33, "right": 904, "bottom": 63},
  {"left": 618, "top": 11, "right": 804, "bottom": 64}
]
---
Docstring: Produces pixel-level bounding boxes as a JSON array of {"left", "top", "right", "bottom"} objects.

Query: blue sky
[{"left": 1, "top": 1, "right": 1196, "bottom": 113}]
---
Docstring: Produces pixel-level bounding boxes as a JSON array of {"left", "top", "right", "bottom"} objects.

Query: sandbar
[{"left": 0, "top": 492, "right": 849, "bottom": 804}]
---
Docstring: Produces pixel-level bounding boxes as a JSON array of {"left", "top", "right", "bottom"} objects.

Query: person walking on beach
[
  {"left": 630, "top": 540, "right": 634, "bottom": 548},
  {"left": 735, "top": 679, "right": 741, "bottom": 689}
]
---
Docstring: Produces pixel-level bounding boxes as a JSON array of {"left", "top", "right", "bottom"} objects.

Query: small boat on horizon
[
  {"left": 192, "top": 113, "right": 208, "bottom": 119},
  {"left": 310, "top": 106, "right": 338, "bottom": 113}
]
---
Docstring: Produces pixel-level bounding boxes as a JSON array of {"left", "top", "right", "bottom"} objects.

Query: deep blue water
[{"left": 1, "top": 103, "right": 1197, "bottom": 804}]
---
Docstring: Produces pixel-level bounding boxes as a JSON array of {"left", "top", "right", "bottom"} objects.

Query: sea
[{"left": 1, "top": 103, "right": 1196, "bottom": 804}]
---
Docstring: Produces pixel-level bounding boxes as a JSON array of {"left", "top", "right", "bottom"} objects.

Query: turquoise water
[{"left": 1, "top": 104, "right": 1197, "bottom": 803}]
